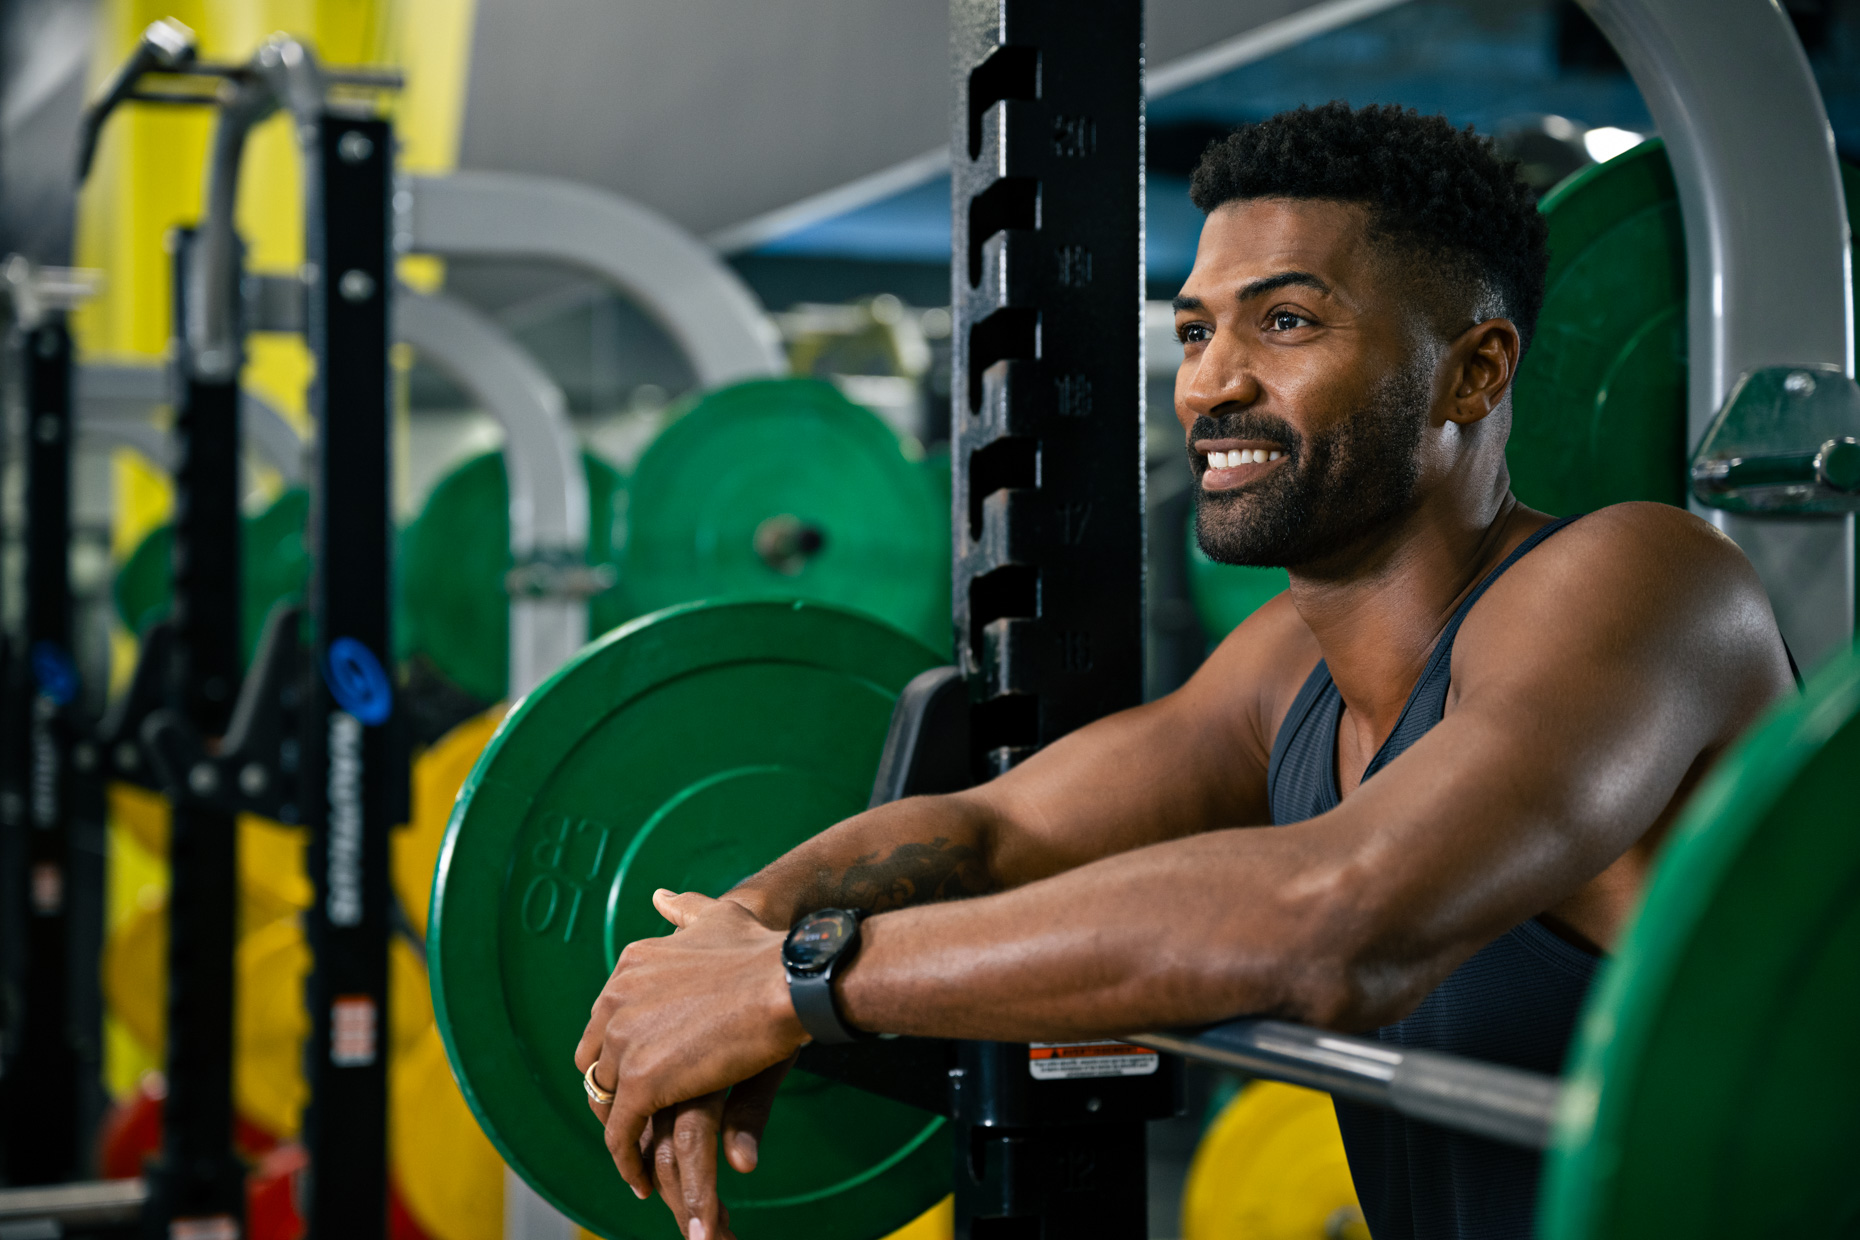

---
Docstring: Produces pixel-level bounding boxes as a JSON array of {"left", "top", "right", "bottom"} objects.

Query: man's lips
[{"left": 1194, "top": 438, "right": 1287, "bottom": 491}]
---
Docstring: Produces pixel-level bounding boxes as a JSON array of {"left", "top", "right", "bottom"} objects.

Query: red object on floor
[
  {"left": 246, "top": 1143, "right": 308, "bottom": 1240},
  {"left": 388, "top": 1177, "right": 436, "bottom": 1240},
  {"left": 96, "top": 1074, "right": 284, "bottom": 1179},
  {"left": 95, "top": 1073, "right": 165, "bottom": 1179}
]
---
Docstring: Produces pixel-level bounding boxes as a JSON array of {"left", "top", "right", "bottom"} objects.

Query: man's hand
[{"left": 575, "top": 889, "right": 807, "bottom": 1239}]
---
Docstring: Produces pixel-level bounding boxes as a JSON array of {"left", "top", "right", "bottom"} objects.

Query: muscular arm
[
  {"left": 822, "top": 507, "right": 1792, "bottom": 1040},
  {"left": 727, "top": 596, "right": 1303, "bottom": 929}
]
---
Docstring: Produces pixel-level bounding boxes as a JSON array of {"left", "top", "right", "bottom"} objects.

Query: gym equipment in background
[
  {"left": 399, "top": 452, "right": 627, "bottom": 705},
  {"left": 626, "top": 378, "right": 951, "bottom": 655},
  {"left": 113, "top": 489, "right": 310, "bottom": 666},
  {"left": 0, "top": 258, "right": 106, "bottom": 1185},
  {"left": 429, "top": 600, "right": 951, "bottom": 1240},
  {"left": 80, "top": 25, "right": 407, "bottom": 1237}
]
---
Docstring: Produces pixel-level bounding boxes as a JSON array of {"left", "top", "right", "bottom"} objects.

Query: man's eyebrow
[
  {"left": 1171, "top": 294, "right": 1206, "bottom": 313},
  {"left": 1236, "top": 270, "right": 1332, "bottom": 302}
]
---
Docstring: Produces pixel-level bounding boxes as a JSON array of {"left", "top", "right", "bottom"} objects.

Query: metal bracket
[
  {"left": 1690, "top": 365, "right": 1860, "bottom": 513},
  {"left": 503, "top": 551, "right": 616, "bottom": 601},
  {"left": 2, "top": 256, "right": 102, "bottom": 329},
  {"left": 139, "top": 605, "right": 307, "bottom": 823},
  {"left": 243, "top": 271, "right": 307, "bottom": 334}
]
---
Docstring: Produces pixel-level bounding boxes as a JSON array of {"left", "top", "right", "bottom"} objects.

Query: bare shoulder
[
  {"left": 1496, "top": 502, "right": 1776, "bottom": 621},
  {"left": 1459, "top": 502, "right": 1791, "bottom": 734}
]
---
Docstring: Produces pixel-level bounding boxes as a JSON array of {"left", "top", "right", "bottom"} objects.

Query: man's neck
[{"left": 1286, "top": 484, "right": 1531, "bottom": 744}]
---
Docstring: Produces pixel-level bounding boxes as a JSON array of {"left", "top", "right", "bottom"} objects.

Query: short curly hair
[{"left": 1190, "top": 102, "right": 1549, "bottom": 351}]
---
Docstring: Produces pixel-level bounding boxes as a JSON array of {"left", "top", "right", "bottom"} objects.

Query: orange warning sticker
[{"left": 1028, "top": 1040, "right": 1161, "bottom": 1080}]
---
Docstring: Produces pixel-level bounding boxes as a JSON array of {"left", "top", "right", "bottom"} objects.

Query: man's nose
[{"left": 1180, "top": 343, "right": 1261, "bottom": 423}]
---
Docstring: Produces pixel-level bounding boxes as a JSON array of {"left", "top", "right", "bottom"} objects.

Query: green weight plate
[
  {"left": 429, "top": 599, "right": 950, "bottom": 1240},
  {"left": 1513, "top": 143, "right": 1860, "bottom": 517},
  {"left": 1510, "top": 141, "right": 1689, "bottom": 515},
  {"left": 112, "top": 488, "right": 311, "bottom": 666},
  {"left": 399, "top": 451, "right": 630, "bottom": 703},
  {"left": 1183, "top": 510, "right": 1289, "bottom": 641},
  {"left": 1543, "top": 643, "right": 1860, "bottom": 1238},
  {"left": 625, "top": 379, "right": 949, "bottom": 656}
]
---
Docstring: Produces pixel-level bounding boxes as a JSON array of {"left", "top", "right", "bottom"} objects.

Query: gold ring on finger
[{"left": 583, "top": 1061, "right": 616, "bottom": 1105}]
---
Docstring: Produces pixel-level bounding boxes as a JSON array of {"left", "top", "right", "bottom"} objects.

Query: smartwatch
[{"left": 782, "top": 908, "right": 873, "bottom": 1044}]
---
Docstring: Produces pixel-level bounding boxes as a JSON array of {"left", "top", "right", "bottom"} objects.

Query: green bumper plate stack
[
  {"left": 625, "top": 379, "right": 949, "bottom": 656},
  {"left": 1509, "top": 140, "right": 1690, "bottom": 515},
  {"left": 113, "top": 487, "right": 309, "bottom": 665},
  {"left": 1511, "top": 141, "right": 1860, "bottom": 517},
  {"left": 1544, "top": 643, "right": 1860, "bottom": 1238},
  {"left": 429, "top": 599, "right": 949, "bottom": 1240},
  {"left": 399, "top": 450, "right": 630, "bottom": 703}
]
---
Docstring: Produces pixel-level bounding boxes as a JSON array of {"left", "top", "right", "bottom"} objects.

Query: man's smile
[{"left": 1194, "top": 437, "right": 1287, "bottom": 491}]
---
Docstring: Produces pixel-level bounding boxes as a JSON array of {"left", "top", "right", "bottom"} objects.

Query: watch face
[{"left": 783, "top": 909, "right": 856, "bottom": 972}]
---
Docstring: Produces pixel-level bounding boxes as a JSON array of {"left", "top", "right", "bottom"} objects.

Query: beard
[{"left": 1192, "top": 366, "right": 1429, "bottom": 569}]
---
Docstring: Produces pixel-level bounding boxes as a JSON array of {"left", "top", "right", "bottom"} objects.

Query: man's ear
[{"left": 1446, "top": 318, "right": 1522, "bottom": 425}]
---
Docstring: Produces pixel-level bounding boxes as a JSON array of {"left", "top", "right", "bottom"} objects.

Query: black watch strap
[{"left": 788, "top": 969, "right": 861, "bottom": 1044}]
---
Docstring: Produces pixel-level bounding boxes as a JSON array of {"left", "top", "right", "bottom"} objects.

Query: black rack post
[
  {"left": 142, "top": 227, "right": 250, "bottom": 1238},
  {"left": 0, "top": 312, "right": 86, "bottom": 1185},
  {"left": 299, "top": 114, "right": 399, "bottom": 1240},
  {"left": 946, "top": 0, "right": 1171, "bottom": 1235}
]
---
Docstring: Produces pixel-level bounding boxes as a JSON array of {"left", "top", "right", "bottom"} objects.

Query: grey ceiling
[{"left": 457, "top": 0, "right": 1326, "bottom": 240}]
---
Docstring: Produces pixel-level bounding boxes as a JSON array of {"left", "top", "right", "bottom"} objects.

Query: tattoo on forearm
[{"left": 809, "top": 837, "right": 996, "bottom": 913}]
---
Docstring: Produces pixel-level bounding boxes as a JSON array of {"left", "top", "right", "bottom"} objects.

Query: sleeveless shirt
[{"left": 1265, "top": 517, "right": 1598, "bottom": 1240}]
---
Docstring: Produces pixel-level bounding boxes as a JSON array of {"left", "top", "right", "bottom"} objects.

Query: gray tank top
[{"left": 1265, "top": 516, "right": 1597, "bottom": 1240}]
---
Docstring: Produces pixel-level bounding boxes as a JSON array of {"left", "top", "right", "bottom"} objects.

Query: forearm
[
  {"left": 727, "top": 792, "right": 1003, "bottom": 929},
  {"left": 833, "top": 825, "right": 1365, "bottom": 1042}
]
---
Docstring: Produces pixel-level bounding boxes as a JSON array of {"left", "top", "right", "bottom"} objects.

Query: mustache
[{"left": 1186, "top": 412, "right": 1302, "bottom": 452}]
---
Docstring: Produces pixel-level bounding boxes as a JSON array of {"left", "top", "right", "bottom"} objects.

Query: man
[{"left": 575, "top": 103, "right": 1793, "bottom": 1240}]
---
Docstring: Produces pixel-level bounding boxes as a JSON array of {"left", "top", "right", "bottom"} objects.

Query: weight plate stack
[
  {"left": 624, "top": 379, "right": 949, "bottom": 656},
  {"left": 112, "top": 487, "right": 310, "bottom": 665},
  {"left": 1511, "top": 142, "right": 1860, "bottom": 517},
  {"left": 1543, "top": 641, "right": 1860, "bottom": 1239},
  {"left": 399, "top": 450, "right": 630, "bottom": 704},
  {"left": 429, "top": 599, "right": 950, "bottom": 1240}
]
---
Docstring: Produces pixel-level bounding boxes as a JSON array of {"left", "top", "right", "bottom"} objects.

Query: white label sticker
[
  {"left": 331, "top": 995, "right": 378, "bottom": 1066},
  {"left": 170, "top": 1216, "right": 239, "bottom": 1240},
  {"left": 1028, "top": 1040, "right": 1160, "bottom": 1080}
]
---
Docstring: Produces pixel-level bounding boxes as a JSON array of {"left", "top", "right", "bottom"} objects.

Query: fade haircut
[{"left": 1189, "top": 101, "right": 1549, "bottom": 351}]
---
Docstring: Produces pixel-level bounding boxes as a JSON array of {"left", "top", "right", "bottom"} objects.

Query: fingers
[
  {"left": 721, "top": 1055, "right": 794, "bottom": 1174},
  {"left": 652, "top": 887, "right": 719, "bottom": 928},
  {"left": 639, "top": 1096, "right": 728, "bottom": 1240},
  {"left": 602, "top": 1096, "right": 652, "bottom": 1201},
  {"left": 672, "top": 1094, "right": 726, "bottom": 1238}
]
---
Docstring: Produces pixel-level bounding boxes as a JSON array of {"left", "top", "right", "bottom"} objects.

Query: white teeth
[{"left": 1208, "top": 448, "right": 1284, "bottom": 469}]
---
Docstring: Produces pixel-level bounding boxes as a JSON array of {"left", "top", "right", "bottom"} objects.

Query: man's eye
[
  {"left": 1268, "top": 310, "right": 1313, "bottom": 332},
  {"left": 1178, "top": 323, "right": 1212, "bottom": 344}
]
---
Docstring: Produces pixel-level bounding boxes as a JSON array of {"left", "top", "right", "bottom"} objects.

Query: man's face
[{"left": 1174, "top": 198, "right": 1439, "bottom": 569}]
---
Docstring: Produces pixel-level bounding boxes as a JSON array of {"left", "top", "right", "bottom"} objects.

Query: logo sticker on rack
[
  {"left": 1028, "top": 1041, "right": 1161, "bottom": 1080},
  {"left": 325, "top": 636, "right": 392, "bottom": 725}
]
